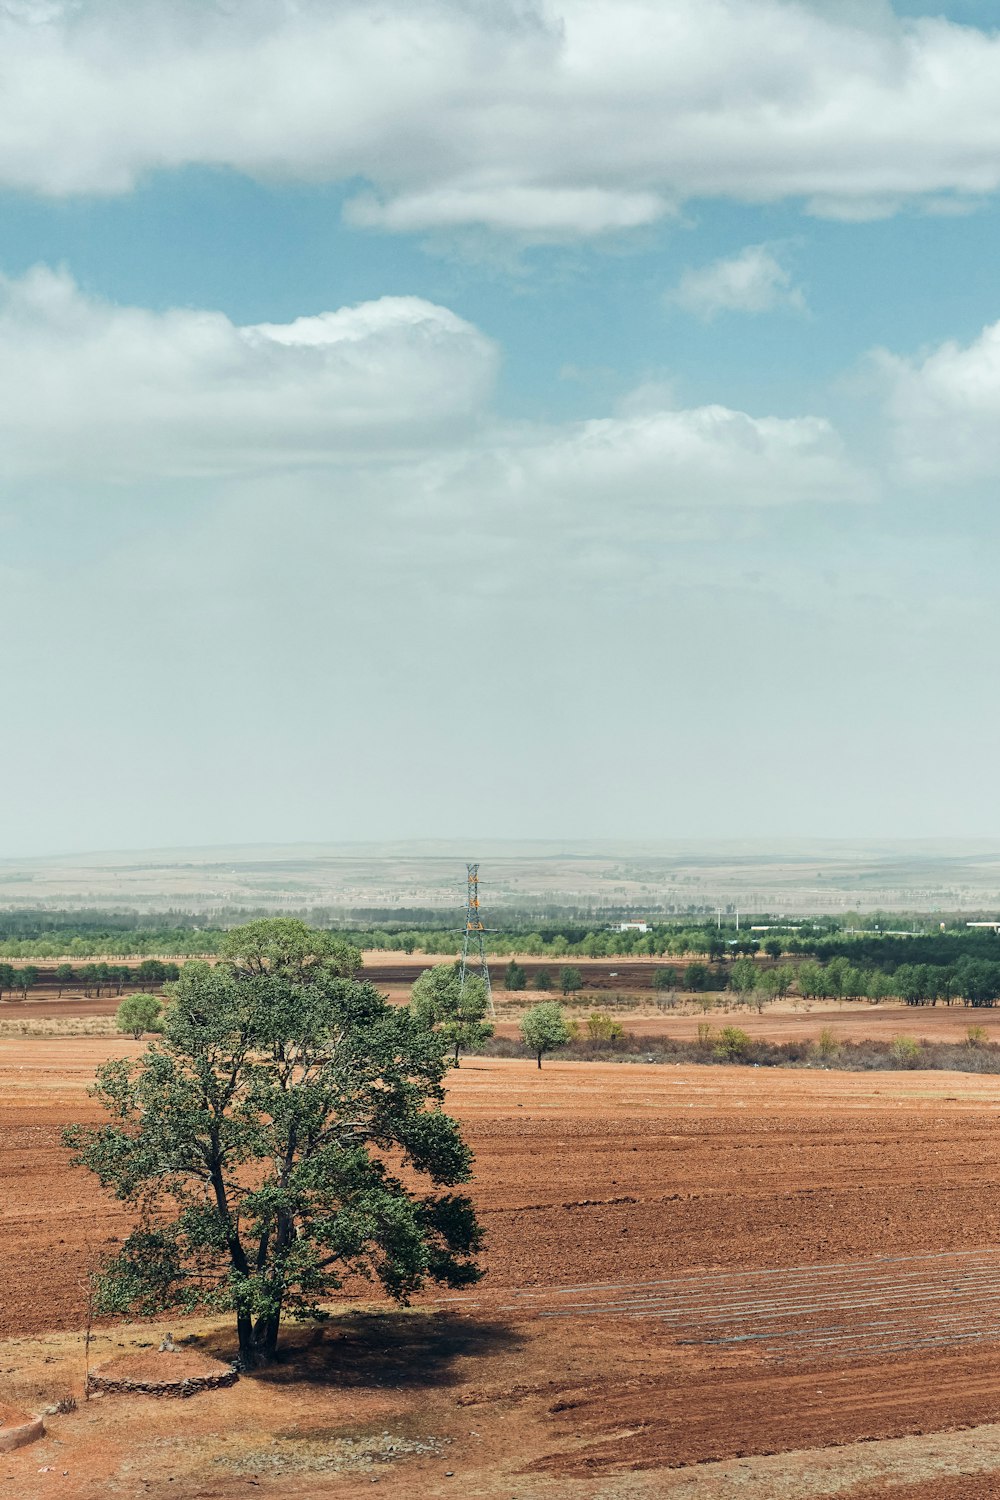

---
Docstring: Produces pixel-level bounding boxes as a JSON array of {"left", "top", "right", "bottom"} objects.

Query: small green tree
[
  {"left": 504, "top": 960, "right": 527, "bottom": 992},
  {"left": 533, "top": 968, "right": 553, "bottom": 991},
  {"left": 66, "top": 920, "right": 482, "bottom": 1370},
  {"left": 683, "top": 962, "right": 710, "bottom": 992},
  {"left": 18, "top": 965, "right": 38, "bottom": 1000},
  {"left": 559, "top": 966, "right": 583, "bottom": 996},
  {"left": 521, "top": 1002, "right": 573, "bottom": 1067},
  {"left": 729, "top": 958, "right": 757, "bottom": 1004},
  {"left": 115, "top": 992, "right": 164, "bottom": 1040},
  {"left": 54, "top": 964, "right": 76, "bottom": 998},
  {"left": 135, "top": 959, "right": 167, "bottom": 988},
  {"left": 763, "top": 938, "right": 783, "bottom": 960},
  {"left": 410, "top": 964, "right": 494, "bottom": 1067},
  {"left": 0, "top": 962, "right": 15, "bottom": 1000},
  {"left": 652, "top": 967, "right": 678, "bottom": 990}
]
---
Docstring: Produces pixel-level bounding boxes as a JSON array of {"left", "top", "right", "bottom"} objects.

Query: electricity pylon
[{"left": 459, "top": 862, "right": 495, "bottom": 1016}]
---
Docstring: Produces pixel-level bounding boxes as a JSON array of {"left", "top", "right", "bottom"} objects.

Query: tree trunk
[
  {"left": 454, "top": 1041, "right": 461, "bottom": 1067},
  {"left": 537, "top": 1051, "right": 542, "bottom": 1069},
  {"left": 236, "top": 1309, "right": 255, "bottom": 1367},
  {"left": 253, "top": 1311, "right": 281, "bottom": 1363}
]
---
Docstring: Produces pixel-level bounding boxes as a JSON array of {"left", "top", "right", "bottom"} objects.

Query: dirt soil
[
  {"left": 5, "top": 1045, "right": 1000, "bottom": 1496},
  {"left": 92, "top": 1349, "right": 233, "bottom": 1383}
]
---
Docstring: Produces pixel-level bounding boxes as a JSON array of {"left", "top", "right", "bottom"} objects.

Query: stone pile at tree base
[{"left": 87, "top": 1349, "right": 238, "bottom": 1398}]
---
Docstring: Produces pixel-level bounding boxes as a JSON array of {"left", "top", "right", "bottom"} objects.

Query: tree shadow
[{"left": 197, "top": 1309, "right": 524, "bottom": 1391}]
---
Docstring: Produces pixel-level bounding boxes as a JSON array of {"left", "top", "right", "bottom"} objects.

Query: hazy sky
[{"left": 4, "top": 0, "right": 1000, "bottom": 855}]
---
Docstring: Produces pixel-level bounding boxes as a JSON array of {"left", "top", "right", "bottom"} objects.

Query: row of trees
[
  {"left": 5, "top": 912, "right": 1000, "bottom": 966},
  {"left": 795, "top": 956, "right": 1000, "bottom": 1007},
  {"left": 0, "top": 959, "right": 180, "bottom": 1000},
  {"left": 504, "top": 961, "right": 583, "bottom": 994}
]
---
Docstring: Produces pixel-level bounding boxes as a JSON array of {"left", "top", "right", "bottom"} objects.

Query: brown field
[{"left": 6, "top": 1035, "right": 1000, "bottom": 1497}]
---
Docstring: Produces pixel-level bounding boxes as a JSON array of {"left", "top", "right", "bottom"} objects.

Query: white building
[{"left": 613, "top": 920, "right": 649, "bottom": 933}]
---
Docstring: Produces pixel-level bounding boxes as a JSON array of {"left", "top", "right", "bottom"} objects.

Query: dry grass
[{"left": 0, "top": 1016, "right": 119, "bottom": 1039}]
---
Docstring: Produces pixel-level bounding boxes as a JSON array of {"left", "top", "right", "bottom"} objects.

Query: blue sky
[{"left": 3, "top": 0, "right": 1000, "bottom": 855}]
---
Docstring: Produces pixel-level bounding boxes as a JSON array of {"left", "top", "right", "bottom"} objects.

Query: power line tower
[{"left": 459, "top": 862, "right": 495, "bottom": 1016}]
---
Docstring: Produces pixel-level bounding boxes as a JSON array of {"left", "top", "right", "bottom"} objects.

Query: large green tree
[
  {"left": 410, "top": 963, "right": 493, "bottom": 1066},
  {"left": 65, "top": 921, "right": 482, "bottom": 1368}
]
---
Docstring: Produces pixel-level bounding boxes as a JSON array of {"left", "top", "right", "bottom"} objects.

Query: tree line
[{"left": 0, "top": 958, "right": 180, "bottom": 999}]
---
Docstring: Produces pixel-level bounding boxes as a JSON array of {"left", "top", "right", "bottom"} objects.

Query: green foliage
[
  {"left": 520, "top": 1002, "right": 573, "bottom": 1067},
  {"left": 409, "top": 964, "right": 494, "bottom": 1066},
  {"left": 814, "top": 1027, "right": 840, "bottom": 1061},
  {"left": 890, "top": 1035, "right": 922, "bottom": 1068},
  {"left": 585, "top": 1012, "right": 625, "bottom": 1041},
  {"left": 652, "top": 967, "right": 678, "bottom": 990},
  {"left": 115, "top": 992, "right": 164, "bottom": 1039},
  {"left": 558, "top": 966, "right": 583, "bottom": 995},
  {"left": 967, "top": 1025, "right": 988, "bottom": 1048},
  {"left": 683, "top": 962, "right": 710, "bottom": 992},
  {"left": 729, "top": 959, "right": 758, "bottom": 997},
  {"left": 219, "top": 918, "right": 361, "bottom": 983},
  {"left": 504, "top": 960, "right": 527, "bottom": 992},
  {"left": 714, "top": 1026, "right": 752, "bottom": 1061},
  {"left": 533, "top": 968, "right": 553, "bottom": 991},
  {"left": 65, "top": 921, "right": 482, "bottom": 1368}
]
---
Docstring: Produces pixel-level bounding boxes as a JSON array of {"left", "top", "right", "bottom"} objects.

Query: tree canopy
[
  {"left": 115, "top": 992, "right": 164, "bottom": 1039},
  {"left": 409, "top": 963, "right": 493, "bottom": 1066},
  {"left": 66, "top": 920, "right": 482, "bottom": 1367},
  {"left": 520, "top": 1002, "right": 573, "bottom": 1067}
]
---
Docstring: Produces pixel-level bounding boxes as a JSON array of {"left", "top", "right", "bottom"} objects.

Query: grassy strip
[
  {"left": 0, "top": 1016, "right": 119, "bottom": 1038},
  {"left": 472, "top": 1031, "right": 1000, "bottom": 1073}
]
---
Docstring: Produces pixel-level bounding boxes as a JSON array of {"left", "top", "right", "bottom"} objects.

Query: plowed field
[{"left": 5, "top": 1045, "right": 1000, "bottom": 1497}]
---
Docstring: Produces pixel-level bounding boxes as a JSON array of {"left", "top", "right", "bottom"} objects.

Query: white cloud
[
  {"left": 668, "top": 244, "right": 805, "bottom": 319},
  {"left": 433, "top": 406, "right": 867, "bottom": 516},
  {"left": 0, "top": 266, "right": 870, "bottom": 522},
  {"left": 0, "top": 267, "right": 498, "bottom": 478},
  {"left": 876, "top": 320, "right": 1000, "bottom": 481},
  {"left": 0, "top": 3, "right": 999, "bottom": 233}
]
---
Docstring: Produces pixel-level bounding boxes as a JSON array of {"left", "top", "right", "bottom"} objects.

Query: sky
[{"left": 3, "top": 0, "right": 1000, "bottom": 856}]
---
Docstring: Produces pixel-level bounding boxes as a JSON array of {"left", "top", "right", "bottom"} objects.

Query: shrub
[
  {"left": 714, "top": 1026, "right": 752, "bottom": 1061},
  {"left": 890, "top": 1035, "right": 922, "bottom": 1068},
  {"left": 696, "top": 1022, "right": 713, "bottom": 1046},
  {"left": 814, "top": 1026, "right": 840, "bottom": 1060},
  {"left": 586, "top": 1012, "right": 625, "bottom": 1041},
  {"left": 968, "top": 1025, "right": 988, "bottom": 1048}
]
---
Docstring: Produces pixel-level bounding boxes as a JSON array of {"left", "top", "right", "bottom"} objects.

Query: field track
[{"left": 469, "top": 1248, "right": 1000, "bottom": 1363}]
